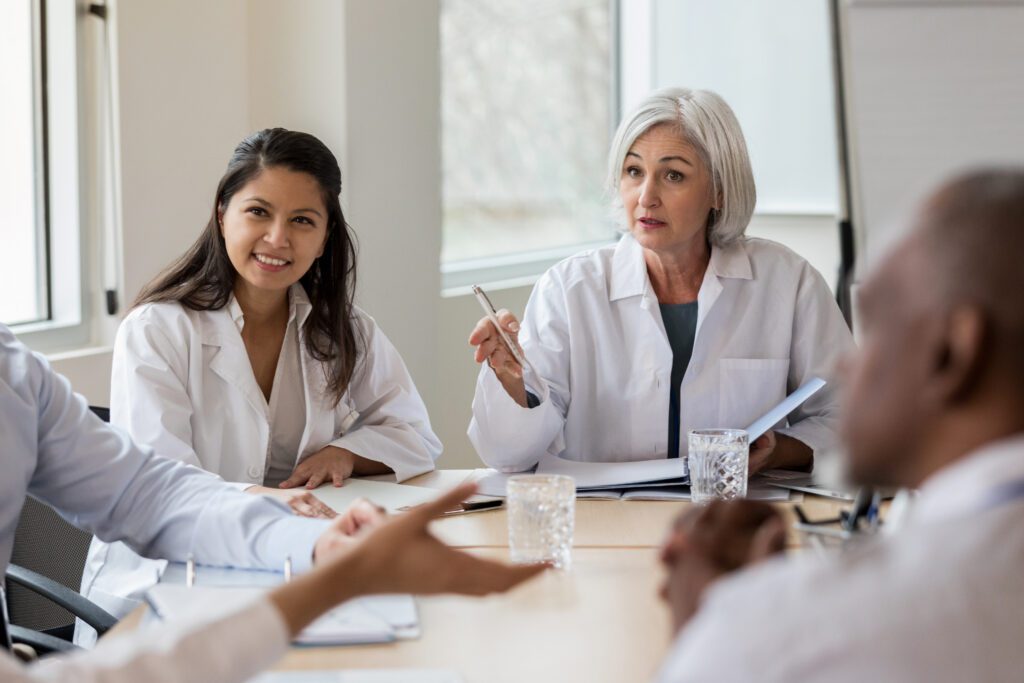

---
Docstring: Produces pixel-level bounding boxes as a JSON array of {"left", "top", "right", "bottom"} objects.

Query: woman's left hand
[
  {"left": 748, "top": 431, "right": 777, "bottom": 475},
  {"left": 280, "top": 445, "right": 357, "bottom": 489}
]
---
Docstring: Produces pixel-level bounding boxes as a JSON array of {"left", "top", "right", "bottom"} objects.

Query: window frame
[
  {"left": 439, "top": 0, "right": 623, "bottom": 293},
  {"left": 10, "top": 0, "right": 92, "bottom": 352}
]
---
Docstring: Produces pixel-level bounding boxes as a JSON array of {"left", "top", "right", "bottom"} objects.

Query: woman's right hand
[
  {"left": 246, "top": 485, "right": 338, "bottom": 519},
  {"left": 468, "top": 310, "right": 528, "bottom": 406}
]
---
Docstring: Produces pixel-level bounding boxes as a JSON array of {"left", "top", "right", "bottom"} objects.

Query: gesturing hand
[
  {"left": 312, "top": 497, "right": 388, "bottom": 562},
  {"left": 322, "top": 483, "right": 549, "bottom": 595},
  {"left": 659, "top": 500, "right": 786, "bottom": 632},
  {"left": 275, "top": 483, "right": 549, "bottom": 638},
  {"left": 279, "top": 445, "right": 356, "bottom": 490}
]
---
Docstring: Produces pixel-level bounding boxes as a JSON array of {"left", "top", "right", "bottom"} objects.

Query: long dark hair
[{"left": 135, "top": 128, "right": 359, "bottom": 404}]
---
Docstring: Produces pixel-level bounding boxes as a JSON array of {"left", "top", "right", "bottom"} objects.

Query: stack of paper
[
  {"left": 474, "top": 377, "right": 826, "bottom": 501},
  {"left": 310, "top": 478, "right": 441, "bottom": 514},
  {"left": 575, "top": 483, "right": 792, "bottom": 502},
  {"left": 153, "top": 564, "right": 420, "bottom": 646}
]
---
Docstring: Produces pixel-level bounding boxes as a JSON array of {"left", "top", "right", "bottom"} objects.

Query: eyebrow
[
  {"left": 243, "top": 196, "right": 323, "bottom": 218},
  {"left": 625, "top": 151, "right": 694, "bottom": 167}
]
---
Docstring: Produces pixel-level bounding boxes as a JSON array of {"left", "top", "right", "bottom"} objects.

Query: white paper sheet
[
  {"left": 744, "top": 377, "right": 827, "bottom": 441},
  {"left": 310, "top": 478, "right": 441, "bottom": 514},
  {"left": 155, "top": 565, "right": 420, "bottom": 644},
  {"left": 600, "top": 483, "right": 790, "bottom": 502},
  {"left": 148, "top": 585, "right": 417, "bottom": 645},
  {"left": 536, "top": 453, "right": 688, "bottom": 489},
  {"left": 473, "top": 457, "right": 686, "bottom": 496}
]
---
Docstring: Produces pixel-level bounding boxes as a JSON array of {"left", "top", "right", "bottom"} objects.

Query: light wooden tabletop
[
  {"left": 109, "top": 469, "right": 849, "bottom": 682},
  {"left": 278, "top": 470, "right": 847, "bottom": 681},
  {"left": 408, "top": 469, "right": 846, "bottom": 550},
  {"left": 279, "top": 547, "right": 671, "bottom": 683}
]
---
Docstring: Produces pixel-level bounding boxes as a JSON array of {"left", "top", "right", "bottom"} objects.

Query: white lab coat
[
  {"left": 0, "top": 325, "right": 324, "bottom": 681},
  {"left": 469, "top": 234, "right": 854, "bottom": 471},
  {"left": 78, "top": 284, "right": 440, "bottom": 641}
]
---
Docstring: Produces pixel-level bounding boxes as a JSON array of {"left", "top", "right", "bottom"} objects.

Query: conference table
[
  {"left": 114, "top": 469, "right": 850, "bottom": 683},
  {"left": 281, "top": 469, "right": 847, "bottom": 682}
]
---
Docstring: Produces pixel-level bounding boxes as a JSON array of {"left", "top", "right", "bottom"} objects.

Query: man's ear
[{"left": 933, "top": 306, "right": 988, "bottom": 405}]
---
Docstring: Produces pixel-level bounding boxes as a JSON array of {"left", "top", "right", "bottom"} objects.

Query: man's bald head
[
  {"left": 840, "top": 168, "right": 1024, "bottom": 488},
  {"left": 914, "top": 169, "right": 1024, "bottom": 372}
]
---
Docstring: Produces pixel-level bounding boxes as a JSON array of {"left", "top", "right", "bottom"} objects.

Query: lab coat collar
[
  {"left": 224, "top": 283, "right": 313, "bottom": 335},
  {"left": 608, "top": 233, "right": 753, "bottom": 303},
  {"left": 201, "top": 283, "right": 314, "bottom": 421},
  {"left": 910, "top": 432, "right": 1024, "bottom": 526}
]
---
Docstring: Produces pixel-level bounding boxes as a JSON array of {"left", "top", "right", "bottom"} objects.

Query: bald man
[{"left": 654, "top": 168, "right": 1024, "bottom": 682}]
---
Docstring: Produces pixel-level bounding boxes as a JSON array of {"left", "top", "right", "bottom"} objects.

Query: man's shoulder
[{"left": 665, "top": 514, "right": 1024, "bottom": 681}]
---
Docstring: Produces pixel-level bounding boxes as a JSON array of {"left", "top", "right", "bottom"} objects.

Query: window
[
  {"left": 649, "top": 0, "right": 840, "bottom": 216},
  {"left": 440, "top": 0, "right": 618, "bottom": 275},
  {"left": 2, "top": 0, "right": 91, "bottom": 348},
  {"left": 644, "top": 0, "right": 842, "bottom": 288},
  {"left": 1, "top": 0, "right": 46, "bottom": 325}
]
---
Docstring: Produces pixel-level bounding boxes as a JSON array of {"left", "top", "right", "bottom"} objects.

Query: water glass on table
[
  {"left": 506, "top": 474, "right": 575, "bottom": 569},
  {"left": 687, "top": 429, "right": 750, "bottom": 504}
]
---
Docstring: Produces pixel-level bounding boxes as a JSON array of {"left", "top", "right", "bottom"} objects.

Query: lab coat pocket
[{"left": 718, "top": 358, "right": 790, "bottom": 431}]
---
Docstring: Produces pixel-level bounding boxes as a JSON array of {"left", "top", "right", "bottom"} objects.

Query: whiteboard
[{"left": 840, "top": 0, "right": 1024, "bottom": 271}]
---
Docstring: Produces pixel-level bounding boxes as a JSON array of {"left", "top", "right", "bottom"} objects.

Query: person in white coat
[
  {"left": 77, "top": 128, "right": 441, "bottom": 643},
  {"left": 469, "top": 88, "right": 854, "bottom": 473},
  {"left": 0, "top": 324, "right": 543, "bottom": 681}
]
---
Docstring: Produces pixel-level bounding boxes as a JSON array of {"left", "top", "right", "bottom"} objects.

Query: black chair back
[{"left": 3, "top": 406, "right": 112, "bottom": 644}]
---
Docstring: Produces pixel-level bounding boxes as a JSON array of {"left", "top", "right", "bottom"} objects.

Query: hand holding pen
[{"left": 468, "top": 285, "right": 531, "bottom": 407}]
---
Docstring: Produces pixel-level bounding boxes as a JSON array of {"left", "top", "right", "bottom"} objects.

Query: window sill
[
  {"left": 441, "top": 238, "right": 619, "bottom": 297},
  {"left": 8, "top": 318, "right": 91, "bottom": 355}
]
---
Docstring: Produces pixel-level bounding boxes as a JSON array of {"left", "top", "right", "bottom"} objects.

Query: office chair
[{"left": 3, "top": 406, "right": 118, "bottom": 655}]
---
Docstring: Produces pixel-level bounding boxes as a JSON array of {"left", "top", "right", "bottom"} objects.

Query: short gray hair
[{"left": 606, "top": 87, "right": 756, "bottom": 247}]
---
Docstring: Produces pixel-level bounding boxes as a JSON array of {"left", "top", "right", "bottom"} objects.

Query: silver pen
[{"left": 471, "top": 284, "right": 531, "bottom": 372}]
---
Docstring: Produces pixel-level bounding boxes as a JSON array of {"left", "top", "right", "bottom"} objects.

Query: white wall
[
  {"left": 114, "top": 0, "right": 251, "bottom": 302},
  {"left": 342, "top": 0, "right": 443, "bottom": 414}
]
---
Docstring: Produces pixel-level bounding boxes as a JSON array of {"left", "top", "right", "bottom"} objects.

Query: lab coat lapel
[
  {"left": 695, "top": 240, "right": 752, "bottom": 336},
  {"left": 292, "top": 285, "right": 324, "bottom": 458},
  {"left": 201, "top": 306, "right": 269, "bottom": 422},
  {"left": 610, "top": 234, "right": 672, "bottom": 361}
]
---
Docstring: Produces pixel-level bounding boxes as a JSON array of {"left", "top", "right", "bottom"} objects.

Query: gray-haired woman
[{"left": 467, "top": 87, "right": 853, "bottom": 475}]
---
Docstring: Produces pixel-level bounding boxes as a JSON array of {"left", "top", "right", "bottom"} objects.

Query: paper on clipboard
[
  {"left": 146, "top": 584, "right": 417, "bottom": 646},
  {"left": 744, "top": 377, "right": 826, "bottom": 441}
]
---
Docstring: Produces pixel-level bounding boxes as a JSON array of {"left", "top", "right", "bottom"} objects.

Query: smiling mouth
[{"left": 253, "top": 253, "right": 291, "bottom": 267}]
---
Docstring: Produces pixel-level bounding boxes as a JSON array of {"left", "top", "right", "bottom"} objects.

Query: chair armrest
[
  {"left": 8, "top": 625, "right": 80, "bottom": 655},
  {"left": 6, "top": 564, "right": 118, "bottom": 635}
]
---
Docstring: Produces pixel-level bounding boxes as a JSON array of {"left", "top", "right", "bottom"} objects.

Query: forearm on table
[{"left": 268, "top": 557, "right": 359, "bottom": 636}]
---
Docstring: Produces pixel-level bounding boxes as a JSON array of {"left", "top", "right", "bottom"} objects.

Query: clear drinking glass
[
  {"left": 506, "top": 474, "right": 575, "bottom": 569},
  {"left": 687, "top": 429, "right": 750, "bottom": 504}
]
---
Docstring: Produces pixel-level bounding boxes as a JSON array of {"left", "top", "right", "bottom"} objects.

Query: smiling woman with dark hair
[{"left": 75, "top": 128, "right": 440, "bottom": 645}]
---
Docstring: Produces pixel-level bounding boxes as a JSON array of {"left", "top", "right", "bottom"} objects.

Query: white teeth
[{"left": 254, "top": 254, "right": 288, "bottom": 266}]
